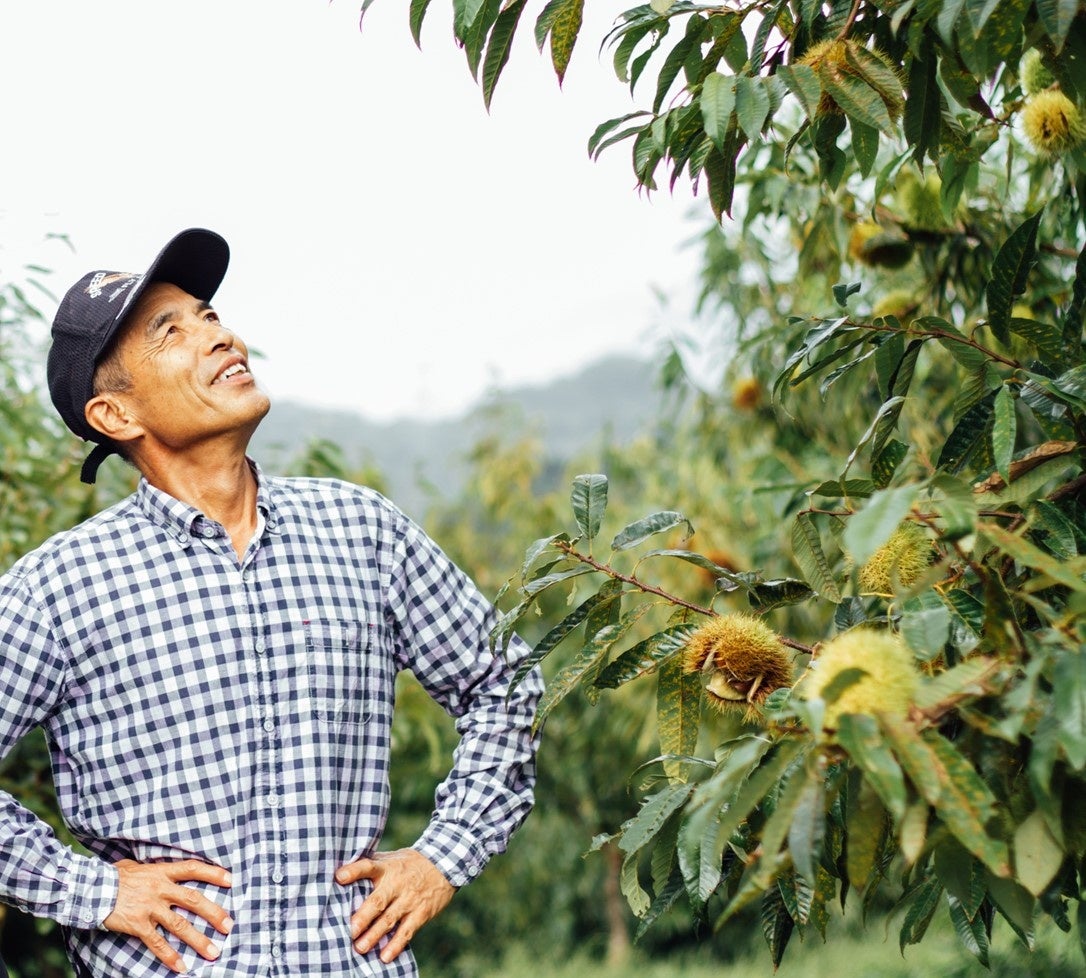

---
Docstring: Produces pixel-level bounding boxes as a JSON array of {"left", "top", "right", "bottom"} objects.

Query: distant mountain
[{"left": 250, "top": 355, "right": 665, "bottom": 516}]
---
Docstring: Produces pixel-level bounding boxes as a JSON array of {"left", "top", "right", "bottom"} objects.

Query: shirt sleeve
[
  {"left": 0, "top": 571, "right": 119, "bottom": 928},
  {"left": 385, "top": 511, "right": 544, "bottom": 888}
]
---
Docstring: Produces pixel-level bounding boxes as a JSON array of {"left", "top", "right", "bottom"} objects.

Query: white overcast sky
[{"left": 1, "top": 0, "right": 705, "bottom": 422}]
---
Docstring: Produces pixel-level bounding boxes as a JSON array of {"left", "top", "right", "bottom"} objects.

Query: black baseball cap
[{"left": 47, "top": 228, "right": 230, "bottom": 483}]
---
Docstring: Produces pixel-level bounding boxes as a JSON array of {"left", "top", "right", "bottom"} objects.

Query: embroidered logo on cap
[{"left": 85, "top": 272, "right": 142, "bottom": 301}]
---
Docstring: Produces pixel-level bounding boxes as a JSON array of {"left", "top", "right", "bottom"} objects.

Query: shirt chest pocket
[{"left": 305, "top": 619, "right": 372, "bottom": 725}]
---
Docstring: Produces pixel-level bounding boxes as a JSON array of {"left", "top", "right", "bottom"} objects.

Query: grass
[{"left": 466, "top": 909, "right": 1085, "bottom": 978}]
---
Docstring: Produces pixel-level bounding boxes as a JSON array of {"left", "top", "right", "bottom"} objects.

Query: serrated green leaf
[
  {"left": 777, "top": 62, "right": 822, "bottom": 120},
  {"left": 1014, "top": 809, "right": 1065, "bottom": 896},
  {"left": 978, "top": 522, "right": 1086, "bottom": 593},
  {"left": 594, "top": 622, "right": 698, "bottom": 689},
  {"left": 832, "top": 281, "right": 862, "bottom": 307},
  {"left": 899, "top": 876, "right": 943, "bottom": 951},
  {"left": 791, "top": 513, "right": 842, "bottom": 602},
  {"left": 964, "top": 0, "right": 1001, "bottom": 36},
  {"left": 735, "top": 74, "right": 771, "bottom": 140},
  {"left": 788, "top": 763, "right": 827, "bottom": 886},
  {"left": 571, "top": 473, "right": 608, "bottom": 541},
  {"left": 1037, "top": 0, "right": 1078, "bottom": 51},
  {"left": 657, "top": 654, "right": 702, "bottom": 782},
  {"left": 1030, "top": 500, "right": 1078, "bottom": 558},
  {"left": 481, "top": 0, "right": 527, "bottom": 109},
  {"left": 460, "top": 0, "right": 499, "bottom": 75},
  {"left": 1010, "top": 317, "right": 1066, "bottom": 366},
  {"left": 533, "top": 0, "right": 565, "bottom": 49},
  {"left": 904, "top": 35, "right": 940, "bottom": 165},
  {"left": 914, "top": 657, "right": 996, "bottom": 711},
  {"left": 521, "top": 564, "right": 597, "bottom": 596},
  {"left": 612, "top": 510, "right": 693, "bottom": 551},
  {"left": 507, "top": 585, "right": 620, "bottom": 695},
  {"left": 452, "top": 0, "right": 486, "bottom": 37},
  {"left": 837, "top": 714, "right": 906, "bottom": 820},
  {"left": 872, "top": 440, "right": 908, "bottom": 490},
  {"left": 987, "top": 871, "right": 1035, "bottom": 936},
  {"left": 846, "top": 778, "right": 886, "bottom": 890},
  {"left": 700, "top": 72, "right": 736, "bottom": 151},
  {"left": 992, "top": 385, "right": 1017, "bottom": 487},
  {"left": 747, "top": 578, "right": 815, "bottom": 611},
  {"left": 1054, "top": 651, "right": 1086, "bottom": 770},
  {"left": 777, "top": 868, "right": 814, "bottom": 926},
  {"left": 948, "top": 892, "right": 990, "bottom": 966},
  {"left": 621, "top": 848, "right": 651, "bottom": 916},
  {"left": 653, "top": 19, "right": 701, "bottom": 113},
  {"left": 934, "top": 837, "right": 980, "bottom": 916},
  {"left": 850, "top": 118, "right": 879, "bottom": 178},
  {"left": 842, "top": 484, "right": 919, "bottom": 568},
  {"left": 620, "top": 782, "right": 697, "bottom": 855},
  {"left": 881, "top": 717, "right": 1011, "bottom": 876},
  {"left": 874, "top": 332, "right": 906, "bottom": 401},
  {"left": 409, "top": 0, "right": 434, "bottom": 45},
  {"left": 900, "top": 604, "right": 951, "bottom": 661},
  {"left": 549, "top": 0, "right": 583, "bottom": 84},
  {"left": 532, "top": 610, "right": 649, "bottom": 731},
  {"left": 761, "top": 882, "right": 796, "bottom": 968},
  {"left": 821, "top": 68, "right": 894, "bottom": 134},
  {"left": 811, "top": 479, "right": 875, "bottom": 498},
  {"left": 985, "top": 210, "right": 1043, "bottom": 345},
  {"left": 587, "top": 111, "right": 652, "bottom": 158},
  {"left": 930, "top": 473, "right": 978, "bottom": 540},
  {"left": 841, "top": 396, "right": 906, "bottom": 478},
  {"left": 938, "top": 392, "right": 996, "bottom": 473}
]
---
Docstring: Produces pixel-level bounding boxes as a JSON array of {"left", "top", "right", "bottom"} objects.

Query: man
[{"left": 0, "top": 229, "right": 543, "bottom": 976}]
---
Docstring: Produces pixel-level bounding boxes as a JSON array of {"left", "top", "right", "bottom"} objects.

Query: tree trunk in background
[{"left": 603, "top": 842, "right": 630, "bottom": 968}]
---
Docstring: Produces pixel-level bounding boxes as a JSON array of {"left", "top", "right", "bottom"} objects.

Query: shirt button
[
  {"left": 263, "top": 718, "right": 275, "bottom": 733},
  {"left": 81, "top": 910, "right": 95, "bottom": 923},
  {"left": 272, "top": 869, "right": 284, "bottom": 884},
  {"left": 202, "top": 526, "right": 216, "bottom": 538},
  {"left": 254, "top": 639, "right": 266, "bottom": 654},
  {"left": 267, "top": 791, "right": 279, "bottom": 806},
  {"left": 177, "top": 533, "right": 189, "bottom": 545},
  {"left": 271, "top": 944, "right": 281, "bottom": 958}
]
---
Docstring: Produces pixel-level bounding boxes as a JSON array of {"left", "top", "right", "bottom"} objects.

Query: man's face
[{"left": 107, "top": 281, "right": 270, "bottom": 452}]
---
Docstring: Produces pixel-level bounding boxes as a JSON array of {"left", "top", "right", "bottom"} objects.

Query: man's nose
[{"left": 203, "top": 321, "right": 235, "bottom": 351}]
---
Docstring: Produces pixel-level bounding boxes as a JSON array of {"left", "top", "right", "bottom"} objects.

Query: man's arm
[
  {"left": 0, "top": 573, "right": 119, "bottom": 928},
  {"left": 0, "top": 573, "right": 232, "bottom": 973},
  {"left": 337, "top": 508, "right": 543, "bottom": 963}
]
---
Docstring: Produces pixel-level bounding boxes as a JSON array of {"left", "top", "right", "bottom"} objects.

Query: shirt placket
[{"left": 240, "top": 536, "right": 288, "bottom": 976}]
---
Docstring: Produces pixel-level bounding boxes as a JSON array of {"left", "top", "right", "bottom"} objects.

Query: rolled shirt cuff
[
  {"left": 411, "top": 821, "right": 484, "bottom": 889},
  {"left": 56, "top": 852, "right": 119, "bottom": 929}
]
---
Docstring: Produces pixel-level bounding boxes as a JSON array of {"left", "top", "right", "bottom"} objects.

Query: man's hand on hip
[
  {"left": 103, "top": 858, "right": 234, "bottom": 974},
  {"left": 336, "top": 849, "right": 455, "bottom": 964}
]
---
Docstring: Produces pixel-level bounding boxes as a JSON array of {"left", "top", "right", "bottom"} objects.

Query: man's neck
[{"left": 138, "top": 442, "right": 260, "bottom": 561}]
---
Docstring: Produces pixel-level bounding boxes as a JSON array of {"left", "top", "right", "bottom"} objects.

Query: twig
[{"left": 554, "top": 541, "right": 814, "bottom": 655}]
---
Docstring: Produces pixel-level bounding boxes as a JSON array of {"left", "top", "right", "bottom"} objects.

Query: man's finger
[
  {"left": 349, "top": 890, "right": 390, "bottom": 940},
  {"left": 335, "top": 858, "right": 377, "bottom": 885},
  {"left": 140, "top": 926, "right": 188, "bottom": 975},
  {"left": 164, "top": 859, "right": 233, "bottom": 888},
  {"left": 153, "top": 908, "right": 222, "bottom": 962},
  {"left": 375, "top": 911, "right": 418, "bottom": 963},
  {"left": 170, "top": 883, "right": 235, "bottom": 934}
]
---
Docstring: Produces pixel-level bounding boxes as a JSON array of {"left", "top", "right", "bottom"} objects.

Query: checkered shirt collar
[{"left": 133, "top": 458, "right": 278, "bottom": 543}]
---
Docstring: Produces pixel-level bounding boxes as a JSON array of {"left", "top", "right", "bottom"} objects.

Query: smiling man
[{"left": 0, "top": 229, "right": 543, "bottom": 977}]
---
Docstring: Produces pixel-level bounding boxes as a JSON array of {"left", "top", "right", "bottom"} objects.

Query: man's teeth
[{"left": 215, "top": 364, "right": 248, "bottom": 383}]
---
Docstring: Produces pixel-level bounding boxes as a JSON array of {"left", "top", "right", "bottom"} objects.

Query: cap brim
[{"left": 118, "top": 228, "right": 230, "bottom": 329}]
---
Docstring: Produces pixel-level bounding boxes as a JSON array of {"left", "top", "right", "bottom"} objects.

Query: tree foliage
[{"left": 392, "top": 0, "right": 1086, "bottom": 967}]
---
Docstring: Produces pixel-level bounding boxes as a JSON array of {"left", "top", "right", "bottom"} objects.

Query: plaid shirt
[{"left": 0, "top": 465, "right": 542, "bottom": 977}]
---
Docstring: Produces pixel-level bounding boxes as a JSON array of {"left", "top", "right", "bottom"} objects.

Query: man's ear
[{"left": 84, "top": 393, "right": 143, "bottom": 445}]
